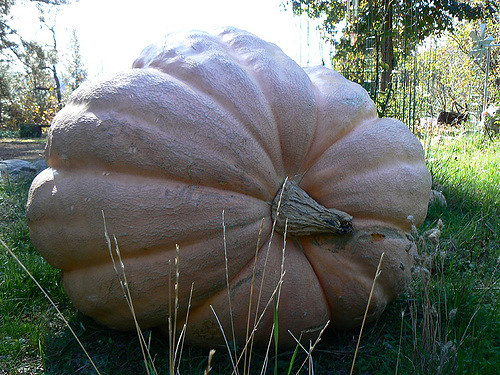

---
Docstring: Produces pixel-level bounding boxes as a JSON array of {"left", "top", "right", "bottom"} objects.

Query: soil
[{"left": 0, "top": 138, "right": 47, "bottom": 162}]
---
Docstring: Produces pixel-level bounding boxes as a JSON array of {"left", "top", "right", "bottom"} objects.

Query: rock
[
  {"left": 0, "top": 159, "right": 47, "bottom": 180},
  {"left": 32, "top": 159, "right": 48, "bottom": 174}
]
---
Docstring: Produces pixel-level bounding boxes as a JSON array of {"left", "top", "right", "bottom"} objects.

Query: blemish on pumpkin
[
  {"left": 193, "top": 319, "right": 221, "bottom": 341},
  {"left": 370, "top": 233, "right": 385, "bottom": 241}
]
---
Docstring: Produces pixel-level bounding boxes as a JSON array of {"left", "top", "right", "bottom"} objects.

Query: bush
[{"left": 18, "top": 123, "right": 42, "bottom": 138}]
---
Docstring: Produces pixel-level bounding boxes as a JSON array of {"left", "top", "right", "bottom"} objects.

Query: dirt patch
[{"left": 0, "top": 138, "right": 47, "bottom": 162}]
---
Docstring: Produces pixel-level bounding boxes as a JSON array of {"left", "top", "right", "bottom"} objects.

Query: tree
[
  {"left": 64, "top": 28, "right": 86, "bottom": 94},
  {"left": 288, "top": 1, "right": 496, "bottom": 96},
  {"left": 0, "top": 0, "right": 17, "bottom": 56},
  {"left": 1, "top": 1, "right": 71, "bottom": 60},
  {"left": 0, "top": 0, "right": 75, "bottom": 129},
  {"left": 13, "top": 40, "right": 59, "bottom": 127}
]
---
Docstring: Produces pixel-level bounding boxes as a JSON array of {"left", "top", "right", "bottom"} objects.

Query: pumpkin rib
[
  {"left": 303, "top": 117, "right": 425, "bottom": 178},
  {"left": 292, "top": 240, "right": 333, "bottom": 317},
  {"left": 301, "top": 244, "right": 375, "bottom": 323},
  {"left": 300, "top": 224, "right": 412, "bottom": 329},
  {"left": 185, "top": 235, "right": 331, "bottom": 347},
  {"left": 301, "top": 161, "right": 431, "bottom": 229},
  {"left": 302, "top": 66, "right": 378, "bottom": 169},
  {"left": 48, "top": 215, "right": 272, "bottom": 273},
  {"left": 48, "top": 152, "right": 274, "bottom": 202},
  {"left": 299, "top": 116, "right": 374, "bottom": 177},
  {"left": 60, "top": 217, "right": 273, "bottom": 331},
  {"left": 298, "top": 233, "right": 390, "bottom": 320},
  {"left": 217, "top": 28, "right": 318, "bottom": 176},
  {"left": 47, "top": 97, "right": 280, "bottom": 201},
  {"left": 136, "top": 47, "right": 286, "bottom": 179},
  {"left": 27, "top": 168, "right": 273, "bottom": 270}
]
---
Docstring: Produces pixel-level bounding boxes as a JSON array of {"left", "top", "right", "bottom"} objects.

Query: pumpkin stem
[{"left": 271, "top": 180, "right": 353, "bottom": 236}]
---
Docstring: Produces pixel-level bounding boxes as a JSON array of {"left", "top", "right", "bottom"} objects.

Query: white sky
[{"left": 12, "top": 0, "right": 334, "bottom": 78}]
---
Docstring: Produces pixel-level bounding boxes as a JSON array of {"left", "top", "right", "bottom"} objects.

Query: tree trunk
[
  {"left": 380, "top": 0, "right": 394, "bottom": 92},
  {"left": 52, "top": 65, "right": 62, "bottom": 108}
]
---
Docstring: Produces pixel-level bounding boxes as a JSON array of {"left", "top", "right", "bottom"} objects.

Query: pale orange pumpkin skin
[{"left": 26, "top": 27, "right": 431, "bottom": 348}]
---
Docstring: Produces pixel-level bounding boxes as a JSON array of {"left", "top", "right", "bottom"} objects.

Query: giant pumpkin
[{"left": 26, "top": 27, "right": 431, "bottom": 348}]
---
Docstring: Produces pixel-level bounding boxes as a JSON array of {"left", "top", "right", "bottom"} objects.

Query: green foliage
[
  {"left": 63, "top": 29, "right": 87, "bottom": 94},
  {"left": 289, "top": 0, "right": 492, "bottom": 42},
  {"left": 18, "top": 123, "right": 41, "bottom": 138},
  {"left": 0, "top": 0, "right": 84, "bottom": 133},
  {"left": 289, "top": 1, "right": 499, "bottom": 123}
]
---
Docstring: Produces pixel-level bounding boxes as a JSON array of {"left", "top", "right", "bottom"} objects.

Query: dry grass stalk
[
  {"left": 222, "top": 270, "right": 286, "bottom": 375},
  {"left": 288, "top": 321, "right": 330, "bottom": 375},
  {"left": 0, "top": 238, "right": 102, "bottom": 375},
  {"left": 243, "top": 217, "right": 265, "bottom": 375},
  {"left": 350, "top": 252, "right": 385, "bottom": 375},
  {"left": 394, "top": 309, "right": 405, "bottom": 375},
  {"left": 204, "top": 349, "right": 216, "bottom": 375},
  {"left": 174, "top": 281, "right": 194, "bottom": 372},
  {"left": 103, "top": 212, "right": 158, "bottom": 375},
  {"left": 259, "top": 218, "right": 288, "bottom": 375},
  {"left": 222, "top": 209, "right": 239, "bottom": 371},
  {"left": 249, "top": 178, "right": 288, "bottom": 358}
]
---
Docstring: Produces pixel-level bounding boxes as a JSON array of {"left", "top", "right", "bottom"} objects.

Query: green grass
[{"left": 1, "top": 132, "right": 499, "bottom": 374}]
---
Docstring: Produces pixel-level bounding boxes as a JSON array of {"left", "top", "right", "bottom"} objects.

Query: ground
[{"left": 0, "top": 138, "right": 46, "bottom": 162}]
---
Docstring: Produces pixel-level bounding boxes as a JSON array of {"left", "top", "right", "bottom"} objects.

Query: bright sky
[{"left": 12, "top": 0, "right": 334, "bottom": 78}]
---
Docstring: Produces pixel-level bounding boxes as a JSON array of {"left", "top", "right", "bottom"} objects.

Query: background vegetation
[
  {"left": 0, "top": 0, "right": 86, "bottom": 136},
  {"left": 289, "top": 0, "right": 499, "bottom": 126}
]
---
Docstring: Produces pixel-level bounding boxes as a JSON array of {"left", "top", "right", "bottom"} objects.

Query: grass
[{"left": 1, "top": 131, "right": 499, "bottom": 374}]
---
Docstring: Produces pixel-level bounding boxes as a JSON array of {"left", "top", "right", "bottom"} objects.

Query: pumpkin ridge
[
  {"left": 45, "top": 162, "right": 274, "bottom": 203},
  {"left": 142, "top": 55, "right": 285, "bottom": 179},
  {"left": 300, "top": 238, "right": 383, "bottom": 324},
  {"left": 56, "top": 215, "right": 272, "bottom": 273},
  {"left": 301, "top": 116, "right": 376, "bottom": 173},
  {"left": 27, "top": 169, "right": 272, "bottom": 270},
  {"left": 217, "top": 29, "right": 317, "bottom": 176},
  {"left": 293, "top": 240, "right": 333, "bottom": 318},
  {"left": 302, "top": 66, "right": 378, "bottom": 168},
  {"left": 47, "top": 110, "right": 278, "bottom": 200},
  {"left": 53, "top": 216, "right": 273, "bottom": 272}
]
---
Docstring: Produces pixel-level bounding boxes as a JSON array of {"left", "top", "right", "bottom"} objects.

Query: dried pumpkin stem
[{"left": 271, "top": 180, "right": 353, "bottom": 236}]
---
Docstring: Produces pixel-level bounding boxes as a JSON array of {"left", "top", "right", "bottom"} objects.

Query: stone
[
  {"left": 32, "top": 159, "right": 48, "bottom": 174},
  {"left": 0, "top": 159, "right": 46, "bottom": 180}
]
